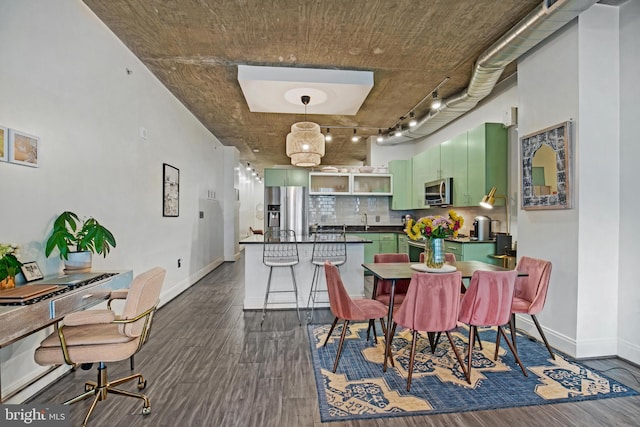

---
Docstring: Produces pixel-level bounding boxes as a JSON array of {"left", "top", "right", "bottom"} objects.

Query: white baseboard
[{"left": 158, "top": 258, "right": 224, "bottom": 309}]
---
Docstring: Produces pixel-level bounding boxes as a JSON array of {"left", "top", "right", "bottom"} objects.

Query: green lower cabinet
[
  {"left": 443, "top": 240, "right": 498, "bottom": 265},
  {"left": 348, "top": 233, "right": 402, "bottom": 274},
  {"left": 348, "top": 233, "right": 378, "bottom": 265},
  {"left": 397, "top": 234, "right": 409, "bottom": 256}
]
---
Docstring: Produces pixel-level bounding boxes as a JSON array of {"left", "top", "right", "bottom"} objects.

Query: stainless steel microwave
[{"left": 424, "top": 178, "right": 453, "bottom": 207}]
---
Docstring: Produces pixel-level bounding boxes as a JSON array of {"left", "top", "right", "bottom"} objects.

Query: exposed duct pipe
[{"left": 378, "top": 0, "right": 598, "bottom": 146}]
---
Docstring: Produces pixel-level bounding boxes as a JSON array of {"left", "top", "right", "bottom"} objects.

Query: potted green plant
[
  {"left": 45, "top": 211, "right": 116, "bottom": 271},
  {"left": 0, "top": 243, "right": 22, "bottom": 289}
]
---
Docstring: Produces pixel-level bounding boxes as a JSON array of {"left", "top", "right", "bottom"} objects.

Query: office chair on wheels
[{"left": 34, "top": 267, "right": 165, "bottom": 427}]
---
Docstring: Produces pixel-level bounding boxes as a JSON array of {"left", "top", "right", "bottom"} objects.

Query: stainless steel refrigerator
[{"left": 264, "top": 186, "right": 309, "bottom": 237}]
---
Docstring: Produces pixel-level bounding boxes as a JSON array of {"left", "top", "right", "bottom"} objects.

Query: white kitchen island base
[{"left": 240, "top": 235, "right": 369, "bottom": 311}]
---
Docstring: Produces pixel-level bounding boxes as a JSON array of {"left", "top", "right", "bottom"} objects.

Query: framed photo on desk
[{"left": 21, "top": 261, "right": 44, "bottom": 282}]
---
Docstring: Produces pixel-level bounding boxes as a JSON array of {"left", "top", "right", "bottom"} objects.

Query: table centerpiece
[{"left": 404, "top": 210, "right": 464, "bottom": 269}]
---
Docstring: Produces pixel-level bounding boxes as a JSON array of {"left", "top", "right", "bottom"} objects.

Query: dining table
[{"left": 361, "top": 260, "right": 528, "bottom": 371}]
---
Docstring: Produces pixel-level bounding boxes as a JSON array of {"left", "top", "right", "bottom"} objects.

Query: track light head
[
  {"left": 376, "top": 129, "right": 384, "bottom": 143},
  {"left": 325, "top": 128, "right": 332, "bottom": 142},
  {"left": 409, "top": 112, "right": 417, "bottom": 127},
  {"left": 431, "top": 91, "right": 442, "bottom": 109}
]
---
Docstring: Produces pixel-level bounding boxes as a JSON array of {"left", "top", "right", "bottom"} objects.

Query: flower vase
[
  {"left": 0, "top": 276, "right": 16, "bottom": 290},
  {"left": 424, "top": 238, "right": 445, "bottom": 269}
]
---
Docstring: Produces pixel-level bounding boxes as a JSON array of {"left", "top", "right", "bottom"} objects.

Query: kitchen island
[{"left": 239, "top": 234, "right": 371, "bottom": 310}]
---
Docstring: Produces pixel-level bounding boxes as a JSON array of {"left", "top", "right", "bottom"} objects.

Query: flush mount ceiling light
[{"left": 285, "top": 95, "right": 325, "bottom": 167}]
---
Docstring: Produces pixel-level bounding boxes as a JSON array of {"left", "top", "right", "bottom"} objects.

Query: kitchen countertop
[
  {"left": 239, "top": 234, "right": 372, "bottom": 244},
  {"left": 407, "top": 237, "right": 496, "bottom": 247}
]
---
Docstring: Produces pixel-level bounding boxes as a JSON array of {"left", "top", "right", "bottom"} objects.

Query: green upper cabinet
[
  {"left": 440, "top": 139, "right": 454, "bottom": 178},
  {"left": 411, "top": 149, "right": 430, "bottom": 208},
  {"left": 425, "top": 144, "right": 441, "bottom": 183},
  {"left": 411, "top": 145, "right": 442, "bottom": 208},
  {"left": 264, "top": 168, "right": 309, "bottom": 187},
  {"left": 465, "top": 123, "right": 508, "bottom": 207},
  {"left": 451, "top": 132, "right": 470, "bottom": 206},
  {"left": 389, "top": 160, "right": 412, "bottom": 210}
]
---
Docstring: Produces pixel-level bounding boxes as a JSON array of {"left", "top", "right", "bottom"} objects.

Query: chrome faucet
[{"left": 361, "top": 212, "right": 369, "bottom": 231}]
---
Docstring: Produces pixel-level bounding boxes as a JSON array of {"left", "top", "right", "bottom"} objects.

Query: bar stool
[
  {"left": 306, "top": 228, "right": 347, "bottom": 321},
  {"left": 261, "top": 229, "right": 301, "bottom": 326}
]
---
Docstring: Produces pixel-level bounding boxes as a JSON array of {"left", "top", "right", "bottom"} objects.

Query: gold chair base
[{"left": 64, "top": 362, "right": 150, "bottom": 426}]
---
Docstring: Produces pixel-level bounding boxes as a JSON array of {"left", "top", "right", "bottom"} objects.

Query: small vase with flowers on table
[{"left": 404, "top": 210, "right": 464, "bottom": 272}]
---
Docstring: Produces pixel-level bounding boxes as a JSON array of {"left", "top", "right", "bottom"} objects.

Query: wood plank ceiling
[{"left": 83, "top": 0, "right": 540, "bottom": 175}]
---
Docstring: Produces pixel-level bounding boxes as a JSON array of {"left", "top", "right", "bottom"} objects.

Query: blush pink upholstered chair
[
  {"left": 458, "top": 270, "right": 527, "bottom": 379},
  {"left": 510, "top": 256, "right": 554, "bottom": 359},
  {"left": 323, "top": 261, "right": 388, "bottom": 373},
  {"left": 391, "top": 271, "right": 469, "bottom": 389},
  {"left": 34, "top": 267, "right": 165, "bottom": 426}
]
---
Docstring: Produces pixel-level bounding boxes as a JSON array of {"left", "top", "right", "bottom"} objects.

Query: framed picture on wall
[
  {"left": 9, "top": 129, "right": 40, "bottom": 167},
  {"left": 163, "top": 163, "right": 180, "bottom": 217},
  {"left": 0, "top": 126, "right": 7, "bottom": 162},
  {"left": 520, "top": 121, "right": 572, "bottom": 210}
]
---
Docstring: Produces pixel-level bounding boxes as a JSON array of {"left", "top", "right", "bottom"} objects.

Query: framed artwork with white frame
[
  {"left": 0, "top": 126, "right": 7, "bottom": 162},
  {"left": 9, "top": 129, "right": 40, "bottom": 167}
]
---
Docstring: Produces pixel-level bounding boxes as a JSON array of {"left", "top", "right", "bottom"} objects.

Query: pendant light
[{"left": 285, "top": 95, "right": 325, "bottom": 167}]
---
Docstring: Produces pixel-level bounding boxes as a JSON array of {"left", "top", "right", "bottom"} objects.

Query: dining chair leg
[
  {"left": 445, "top": 331, "right": 470, "bottom": 384},
  {"left": 498, "top": 326, "right": 528, "bottom": 377},
  {"left": 531, "top": 314, "right": 555, "bottom": 360},
  {"left": 289, "top": 265, "right": 301, "bottom": 325},
  {"left": 367, "top": 319, "right": 378, "bottom": 344},
  {"left": 323, "top": 317, "right": 339, "bottom": 347},
  {"left": 333, "top": 320, "right": 350, "bottom": 373},
  {"left": 306, "top": 265, "right": 320, "bottom": 321},
  {"left": 509, "top": 313, "right": 518, "bottom": 352},
  {"left": 467, "top": 325, "right": 477, "bottom": 380},
  {"left": 384, "top": 322, "right": 396, "bottom": 368},
  {"left": 260, "top": 266, "right": 274, "bottom": 326},
  {"left": 474, "top": 327, "right": 483, "bottom": 350},
  {"left": 427, "top": 332, "right": 442, "bottom": 354},
  {"left": 406, "top": 330, "right": 418, "bottom": 391},
  {"left": 379, "top": 317, "right": 387, "bottom": 336}
]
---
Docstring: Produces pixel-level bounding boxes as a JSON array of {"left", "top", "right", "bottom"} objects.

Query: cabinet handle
[{"left": 447, "top": 246, "right": 457, "bottom": 250}]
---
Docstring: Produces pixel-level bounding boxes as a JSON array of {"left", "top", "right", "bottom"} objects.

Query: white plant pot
[{"left": 64, "top": 251, "right": 92, "bottom": 271}]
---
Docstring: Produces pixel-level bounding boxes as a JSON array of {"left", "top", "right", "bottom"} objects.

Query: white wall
[
  {"left": 618, "top": 0, "right": 640, "bottom": 363},
  {"left": 0, "top": 0, "right": 231, "bottom": 399},
  {"left": 576, "top": 4, "right": 620, "bottom": 357}
]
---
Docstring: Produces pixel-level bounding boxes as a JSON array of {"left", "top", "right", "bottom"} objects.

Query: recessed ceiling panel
[{"left": 237, "top": 65, "right": 374, "bottom": 115}]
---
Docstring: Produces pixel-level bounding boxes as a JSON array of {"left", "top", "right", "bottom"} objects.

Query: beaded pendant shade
[{"left": 285, "top": 96, "right": 325, "bottom": 167}]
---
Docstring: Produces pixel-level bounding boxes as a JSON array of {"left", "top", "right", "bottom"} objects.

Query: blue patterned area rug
[{"left": 308, "top": 322, "right": 638, "bottom": 422}]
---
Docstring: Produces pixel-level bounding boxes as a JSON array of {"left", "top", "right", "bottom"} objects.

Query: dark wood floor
[{"left": 31, "top": 254, "right": 640, "bottom": 426}]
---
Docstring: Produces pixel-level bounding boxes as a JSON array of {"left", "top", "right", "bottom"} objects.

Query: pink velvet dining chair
[
  {"left": 366, "top": 253, "right": 411, "bottom": 340},
  {"left": 323, "top": 261, "right": 389, "bottom": 373},
  {"left": 458, "top": 270, "right": 528, "bottom": 379},
  {"left": 391, "top": 271, "right": 469, "bottom": 390},
  {"left": 510, "top": 256, "right": 554, "bottom": 359}
]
